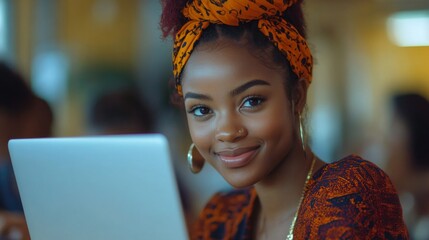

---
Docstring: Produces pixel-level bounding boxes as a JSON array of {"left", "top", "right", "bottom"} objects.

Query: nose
[{"left": 215, "top": 112, "right": 247, "bottom": 143}]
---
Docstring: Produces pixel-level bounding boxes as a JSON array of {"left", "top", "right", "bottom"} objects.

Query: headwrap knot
[{"left": 173, "top": 0, "right": 313, "bottom": 95}]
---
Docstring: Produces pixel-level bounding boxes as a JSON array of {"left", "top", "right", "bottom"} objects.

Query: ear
[{"left": 292, "top": 78, "right": 309, "bottom": 115}]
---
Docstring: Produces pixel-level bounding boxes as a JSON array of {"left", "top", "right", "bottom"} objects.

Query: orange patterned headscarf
[{"left": 173, "top": 0, "right": 313, "bottom": 95}]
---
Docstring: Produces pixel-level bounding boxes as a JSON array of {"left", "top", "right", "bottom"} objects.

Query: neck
[{"left": 254, "top": 143, "right": 313, "bottom": 221}]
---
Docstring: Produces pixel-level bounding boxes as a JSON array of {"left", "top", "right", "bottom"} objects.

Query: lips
[{"left": 216, "top": 146, "right": 260, "bottom": 168}]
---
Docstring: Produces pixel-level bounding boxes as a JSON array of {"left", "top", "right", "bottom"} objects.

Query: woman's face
[{"left": 181, "top": 39, "right": 297, "bottom": 188}]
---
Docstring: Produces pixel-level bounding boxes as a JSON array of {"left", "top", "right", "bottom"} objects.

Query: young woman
[{"left": 160, "top": 0, "right": 409, "bottom": 239}]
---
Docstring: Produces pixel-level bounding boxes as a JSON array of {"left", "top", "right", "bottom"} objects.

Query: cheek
[
  {"left": 186, "top": 116, "right": 214, "bottom": 156},
  {"left": 247, "top": 103, "right": 294, "bottom": 142}
]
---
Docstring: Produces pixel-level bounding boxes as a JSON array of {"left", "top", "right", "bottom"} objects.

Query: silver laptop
[{"left": 8, "top": 134, "right": 189, "bottom": 240}]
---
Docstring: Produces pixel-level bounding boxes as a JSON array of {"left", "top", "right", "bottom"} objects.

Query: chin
[
  {"left": 220, "top": 169, "right": 261, "bottom": 189},
  {"left": 209, "top": 157, "right": 266, "bottom": 189},
  {"left": 226, "top": 180, "right": 255, "bottom": 189}
]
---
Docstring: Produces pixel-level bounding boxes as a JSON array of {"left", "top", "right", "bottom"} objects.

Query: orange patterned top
[{"left": 191, "top": 155, "right": 409, "bottom": 239}]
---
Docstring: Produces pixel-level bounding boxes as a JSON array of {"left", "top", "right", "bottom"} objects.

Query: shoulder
[
  {"left": 314, "top": 154, "right": 395, "bottom": 193},
  {"left": 296, "top": 155, "right": 409, "bottom": 239},
  {"left": 191, "top": 188, "right": 256, "bottom": 240},
  {"left": 310, "top": 155, "right": 403, "bottom": 218}
]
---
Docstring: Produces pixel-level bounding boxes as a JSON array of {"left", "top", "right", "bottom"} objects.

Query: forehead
[{"left": 181, "top": 39, "right": 286, "bottom": 91}]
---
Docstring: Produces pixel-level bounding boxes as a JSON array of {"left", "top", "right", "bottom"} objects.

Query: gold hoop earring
[
  {"left": 299, "top": 115, "right": 306, "bottom": 153},
  {"left": 187, "top": 143, "right": 205, "bottom": 174}
]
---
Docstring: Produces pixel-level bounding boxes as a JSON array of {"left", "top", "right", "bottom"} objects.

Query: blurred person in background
[
  {"left": 385, "top": 93, "right": 429, "bottom": 240},
  {"left": 0, "top": 62, "right": 53, "bottom": 240},
  {"left": 87, "top": 89, "right": 154, "bottom": 135}
]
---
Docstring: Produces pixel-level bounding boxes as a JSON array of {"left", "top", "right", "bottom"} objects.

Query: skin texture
[
  {"left": 181, "top": 38, "right": 325, "bottom": 239},
  {"left": 182, "top": 38, "right": 295, "bottom": 188}
]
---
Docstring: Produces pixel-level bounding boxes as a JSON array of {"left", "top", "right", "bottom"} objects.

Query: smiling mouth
[{"left": 216, "top": 146, "right": 260, "bottom": 168}]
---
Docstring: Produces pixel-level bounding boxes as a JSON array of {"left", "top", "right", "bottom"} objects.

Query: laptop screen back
[{"left": 8, "top": 134, "right": 188, "bottom": 240}]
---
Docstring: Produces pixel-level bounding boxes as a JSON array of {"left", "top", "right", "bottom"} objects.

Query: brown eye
[
  {"left": 190, "top": 106, "right": 212, "bottom": 117},
  {"left": 241, "top": 96, "right": 265, "bottom": 108}
]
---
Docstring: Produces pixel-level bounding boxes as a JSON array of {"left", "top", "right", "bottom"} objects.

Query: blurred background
[{"left": 1, "top": 0, "right": 429, "bottom": 238}]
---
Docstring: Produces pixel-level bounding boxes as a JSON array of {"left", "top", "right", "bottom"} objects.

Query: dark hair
[
  {"left": 0, "top": 62, "right": 35, "bottom": 115},
  {"left": 160, "top": 0, "right": 307, "bottom": 100},
  {"left": 392, "top": 93, "right": 429, "bottom": 170}
]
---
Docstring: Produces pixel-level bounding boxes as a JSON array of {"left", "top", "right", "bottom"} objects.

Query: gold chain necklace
[{"left": 285, "top": 155, "right": 316, "bottom": 240}]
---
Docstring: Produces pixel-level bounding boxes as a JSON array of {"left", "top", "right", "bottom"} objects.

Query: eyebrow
[
  {"left": 184, "top": 79, "right": 270, "bottom": 101},
  {"left": 184, "top": 92, "right": 213, "bottom": 101},
  {"left": 230, "top": 79, "right": 270, "bottom": 97}
]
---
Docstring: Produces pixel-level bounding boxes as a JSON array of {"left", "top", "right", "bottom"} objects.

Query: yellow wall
[
  {"left": 13, "top": 0, "right": 141, "bottom": 75},
  {"left": 362, "top": 11, "right": 429, "bottom": 94},
  {"left": 14, "top": 0, "right": 35, "bottom": 80},
  {"left": 306, "top": 0, "right": 429, "bottom": 161},
  {"left": 58, "top": 0, "right": 140, "bottom": 67},
  {"left": 56, "top": 0, "right": 141, "bottom": 136}
]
